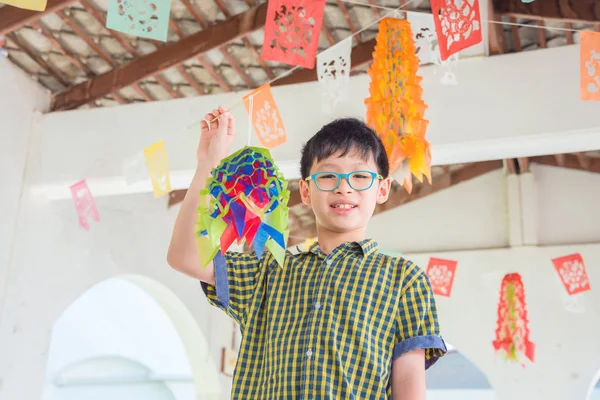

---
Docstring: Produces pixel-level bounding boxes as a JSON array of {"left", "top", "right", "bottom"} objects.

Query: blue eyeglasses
[{"left": 305, "top": 170, "right": 383, "bottom": 192}]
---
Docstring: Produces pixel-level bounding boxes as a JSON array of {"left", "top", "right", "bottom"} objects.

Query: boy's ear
[
  {"left": 376, "top": 177, "right": 392, "bottom": 204},
  {"left": 299, "top": 178, "right": 311, "bottom": 205}
]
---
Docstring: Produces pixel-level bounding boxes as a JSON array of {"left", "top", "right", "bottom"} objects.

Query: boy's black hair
[{"left": 300, "top": 118, "right": 389, "bottom": 179}]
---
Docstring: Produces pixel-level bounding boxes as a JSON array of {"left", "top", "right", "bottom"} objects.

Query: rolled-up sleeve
[
  {"left": 393, "top": 261, "right": 447, "bottom": 369},
  {"left": 201, "top": 251, "right": 263, "bottom": 328}
]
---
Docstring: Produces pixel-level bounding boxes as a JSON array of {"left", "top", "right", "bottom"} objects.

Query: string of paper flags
[
  {"left": 425, "top": 252, "right": 592, "bottom": 366},
  {"left": 64, "top": 0, "right": 600, "bottom": 232}
]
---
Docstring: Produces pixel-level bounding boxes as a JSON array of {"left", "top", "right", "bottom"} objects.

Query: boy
[{"left": 168, "top": 106, "right": 446, "bottom": 399}]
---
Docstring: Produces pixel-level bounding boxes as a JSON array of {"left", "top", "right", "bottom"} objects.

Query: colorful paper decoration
[
  {"left": 408, "top": 12, "right": 459, "bottom": 85},
  {"left": 580, "top": 31, "right": 600, "bottom": 101},
  {"left": 243, "top": 84, "right": 287, "bottom": 149},
  {"left": 317, "top": 37, "right": 352, "bottom": 114},
  {"left": 365, "top": 18, "right": 431, "bottom": 194},
  {"left": 143, "top": 140, "right": 172, "bottom": 197},
  {"left": 261, "top": 0, "right": 326, "bottom": 69},
  {"left": 106, "top": 0, "right": 172, "bottom": 42},
  {"left": 0, "top": 0, "right": 47, "bottom": 11},
  {"left": 426, "top": 258, "right": 457, "bottom": 297},
  {"left": 493, "top": 273, "right": 535, "bottom": 364},
  {"left": 552, "top": 253, "right": 591, "bottom": 296},
  {"left": 70, "top": 180, "right": 100, "bottom": 231},
  {"left": 431, "top": 0, "right": 482, "bottom": 61},
  {"left": 195, "top": 146, "right": 290, "bottom": 268}
]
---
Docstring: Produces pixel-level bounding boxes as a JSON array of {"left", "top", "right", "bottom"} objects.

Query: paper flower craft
[{"left": 195, "top": 147, "right": 290, "bottom": 268}]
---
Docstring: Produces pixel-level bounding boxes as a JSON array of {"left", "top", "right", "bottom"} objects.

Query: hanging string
[
  {"left": 188, "top": 0, "right": 420, "bottom": 129},
  {"left": 340, "top": 0, "right": 587, "bottom": 34},
  {"left": 247, "top": 93, "right": 254, "bottom": 147}
]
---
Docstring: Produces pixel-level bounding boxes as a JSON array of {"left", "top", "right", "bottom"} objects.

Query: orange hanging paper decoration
[
  {"left": 493, "top": 273, "right": 535, "bottom": 365},
  {"left": 580, "top": 31, "right": 600, "bottom": 101},
  {"left": 365, "top": 18, "right": 431, "bottom": 194},
  {"left": 243, "top": 84, "right": 287, "bottom": 149}
]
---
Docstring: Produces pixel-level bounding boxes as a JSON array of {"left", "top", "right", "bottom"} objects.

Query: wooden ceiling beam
[
  {"left": 0, "top": 0, "right": 76, "bottom": 36},
  {"left": 493, "top": 0, "right": 600, "bottom": 22},
  {"left": 213, "top": 0, "right": 275, "bottom": 80},
  {"left": 531, "top": 154, "right": 600, "bottom": 174},
  {"left": 272, "top": 37, "right": 376, "bottom": 87},
  {"left": 51, "top": 2, "right": 268, "bottom": 111},
  {"left": 375, "top": 160, "right": 504, "bottom": 215}
]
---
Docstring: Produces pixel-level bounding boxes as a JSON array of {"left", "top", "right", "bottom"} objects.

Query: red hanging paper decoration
[
  {"left": 493, "top": 273, "right": 535, "bottom": 364},
  {"left": 431, "top": 0, "right": 482, "bottom": 61},
  {"left": 261, "top": 0, "right": 326, "bottom": 69},
  {"left": 426, "top": 258, "right": 457, "bottom": 297},
  {"left": 365, "top": 18, "right": 431, "bottom": 194},
  {"left": 552, "top": 253, "right": 591, "bottom": 296}
]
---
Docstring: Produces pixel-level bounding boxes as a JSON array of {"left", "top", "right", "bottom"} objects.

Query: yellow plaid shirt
[{"left": 201, "top": 239, "right": 446, "bottom": 399}]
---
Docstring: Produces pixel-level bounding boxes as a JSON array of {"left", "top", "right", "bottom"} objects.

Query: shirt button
[
  {"left": 306, "top": 350, "right": 313, "bottom": 358},
  {"left": 315, "top": 302, "right": 321, "bottom": 310},
  {"left": 326, "top": 260, "right": 332, "bottom": 266}
]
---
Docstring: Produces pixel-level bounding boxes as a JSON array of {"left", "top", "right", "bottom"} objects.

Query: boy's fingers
[{"left": 210, "top": 109, "right": 220, "bottom": 130}]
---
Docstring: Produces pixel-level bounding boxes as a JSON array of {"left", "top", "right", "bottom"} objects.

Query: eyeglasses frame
[{"left": 305, "top": 170, "right": 384, "bottom": 192}]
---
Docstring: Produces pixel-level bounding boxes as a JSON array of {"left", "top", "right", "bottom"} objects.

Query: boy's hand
[{"left": 198, "top": 105, "right": 236, "bottom": 167}]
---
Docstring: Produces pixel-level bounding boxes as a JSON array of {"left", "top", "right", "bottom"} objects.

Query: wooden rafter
[
  {"left": 288, "top": 160, "right": 504, "bottom": 246},
  {"left": 336, "top": 0, "right": 362, "bottom": 43},
  {"left": 78, "top": 1, "right": 190, "bottom": 100},
  {"left": 213, "top": 0, "right": 276, "bottom": 80},
  {"left": 273, "top": 37, "right": 376, "bottom": 87},
  {"left": 57, "top": 8, "right": 155, "bottom": 103},
  {"left": 6, "top": 31, "right": 70, "bottom": 87},
  {"left": 530, "top": 154, "right": 600, "bottom": 174},
  {"left": 51, "top": 3, "right": 269, "bottom": 111},
  {"left": 0, "top": 0, "right": 76, "bottom": 35},
  {"left": 29, "top": 20, "right": 128, "bottom": 105},
  {"left": 493, "top": 0, "right": 600, "bottom": 23}
]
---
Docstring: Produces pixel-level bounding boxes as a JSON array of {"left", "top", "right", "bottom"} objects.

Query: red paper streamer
[
  {"left": 261, "top": 0, "right": 326, "bottom": 69},
  {"left": 552, "top": 253, "right": 591, "bottom": 296},
  {"left": 426, "top": 258, "right": 457, "bottom": 297},
  {"left": 431, "top": 0, "right": 482, "bottom": 61},
  {"left": 493, "top": 273, "right": 534, "bottom": 364}
]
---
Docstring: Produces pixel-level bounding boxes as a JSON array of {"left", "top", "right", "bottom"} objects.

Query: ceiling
[
  {"left": 1, "top": 0, "right": 599, "bottom": 111},
  {"left": 3, "top": 0, "right": 599, "bottom": 243}
]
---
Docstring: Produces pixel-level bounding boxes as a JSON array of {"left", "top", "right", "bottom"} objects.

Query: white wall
[
  {"left": 368, "top": 169, "right": 509, "bottom": 253},
  {"left": 407, "top": 244, "right": 600, "bottom": 400},
  {"left": 44, "top": 277, "right": 197, "bottom": 400},
  {"left": 0, "top": 181, "right": 235, "bottom": 398},
  {"left": 0, "top": 58, "right": 49, "bottom": 319}
]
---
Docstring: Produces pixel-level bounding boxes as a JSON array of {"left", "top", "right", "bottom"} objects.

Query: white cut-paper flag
[
  {"left": 122, "top": 152, "right": 149, "bottom": 186},
  {"left": 407, "top": 11, "right": 458, "bottom": 85},
  {"left": 317, "top": 37, "right": 352, "bottom": 114}
]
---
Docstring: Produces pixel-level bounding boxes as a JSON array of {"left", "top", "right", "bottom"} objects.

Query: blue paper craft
[{"left": 106, "top": 0, "right": 172, "bottom": 42}]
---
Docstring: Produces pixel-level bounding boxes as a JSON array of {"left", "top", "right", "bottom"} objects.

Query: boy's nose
[{"left": 336, "top": 176, "right": 354, "bottom": 193}]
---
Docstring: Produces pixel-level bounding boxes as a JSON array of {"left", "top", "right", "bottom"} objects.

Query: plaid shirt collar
[{"left": 304, "top": 238, "right": 379, "bottom": 257}]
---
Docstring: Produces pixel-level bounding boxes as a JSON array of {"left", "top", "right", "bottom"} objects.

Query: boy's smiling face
[{"left": 299, "top": 149, "right": 391, "bottom": 236}]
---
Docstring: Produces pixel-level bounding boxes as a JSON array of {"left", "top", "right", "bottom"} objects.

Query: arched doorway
[
  {"left": 43, "top": 275, "right": 220, "bottom": 400},
  {"left": 426, "top": 342, "right": 494, "bottom": 400}
]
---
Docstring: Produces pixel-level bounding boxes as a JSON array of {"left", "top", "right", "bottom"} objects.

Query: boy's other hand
[{"left": 198, "top": 105, "right": 236, "bottom": 166}]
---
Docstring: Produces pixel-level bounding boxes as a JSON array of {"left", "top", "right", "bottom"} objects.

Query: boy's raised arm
[{"left": 167, "top": 106, "right": 236, "bottom": 284}]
